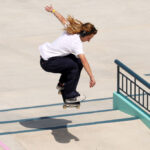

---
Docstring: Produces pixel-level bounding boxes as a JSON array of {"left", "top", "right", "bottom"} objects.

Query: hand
[
  {"left": 90, "top": 76, "right": 96, "bottom": 88},
  {"left": 45, "top": 5, "right": 54, "bottom": 12}
]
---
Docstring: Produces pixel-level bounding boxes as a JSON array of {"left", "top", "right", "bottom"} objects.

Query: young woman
[{"left": 39, "top": 5, "right": 97, "bottom": 103}]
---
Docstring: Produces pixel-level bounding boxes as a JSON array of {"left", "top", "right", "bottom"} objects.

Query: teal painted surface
[
  {"left": 113, "top": 92, "right": 150, "bottom": 129},
  {"left": 0, "top": 117, "right": 138, "bottom": 136}
]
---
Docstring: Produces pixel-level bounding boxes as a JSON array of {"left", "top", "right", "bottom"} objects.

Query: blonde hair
[{"left": 64, "top": 16, "right": 97, "bottom": 36}]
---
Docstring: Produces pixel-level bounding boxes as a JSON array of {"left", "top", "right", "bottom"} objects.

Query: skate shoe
[
  {"left": 56, "top": 83, "right": 64, "bottom": 94},
  {"left": 65, "top": 95, "right": 86, "bottom": 104}
]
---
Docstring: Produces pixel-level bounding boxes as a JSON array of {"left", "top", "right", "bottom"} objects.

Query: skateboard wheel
[
  {"left": 63, "top": 105, "right": 67, "bottom": 109},
  {"left": 76, "top": 105, "right": 80, "bottom": 109}
]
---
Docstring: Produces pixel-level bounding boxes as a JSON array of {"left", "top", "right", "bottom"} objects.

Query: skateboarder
[{"left": 39, "top": 4, "right": 97, "bottom": 104}]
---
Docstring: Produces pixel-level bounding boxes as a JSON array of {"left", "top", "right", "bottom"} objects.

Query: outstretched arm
[
  {"left": 78, "top": 54, "right": 96, "bottom": 88},
  {"left": 45, "top": 5, "right": 67, "bottom": 25}
]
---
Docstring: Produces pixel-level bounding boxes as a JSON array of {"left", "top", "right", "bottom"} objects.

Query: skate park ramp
[{"left": 0, "top": 0, "right": 150, "bottom": 150}]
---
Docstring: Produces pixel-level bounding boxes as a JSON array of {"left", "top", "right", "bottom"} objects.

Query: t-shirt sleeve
[{"left": 72, "top": 42, "right": 84, "bottom": 56}]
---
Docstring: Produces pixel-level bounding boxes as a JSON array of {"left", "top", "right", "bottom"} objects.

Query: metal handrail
[{"left": 114, "top": 59, "right": 150, "bottom": 89}]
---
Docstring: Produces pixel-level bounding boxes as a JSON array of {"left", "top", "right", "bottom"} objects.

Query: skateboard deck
[{"left": 63, "top": 102, "right": 80, "bottom": 109}]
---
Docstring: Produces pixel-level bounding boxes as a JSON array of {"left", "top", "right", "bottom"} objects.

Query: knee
[
  {"left": 76, "top": 58, "right": 83, "bottom": 70},
  {"left": 78, "top": 62, "right": 83, "bottom": 70},
  {"left": 71, "top": 63, "right": 80, "bottom": 75},
  {"left": 72, "top": 63, "right": 79, "bottom": 71}
]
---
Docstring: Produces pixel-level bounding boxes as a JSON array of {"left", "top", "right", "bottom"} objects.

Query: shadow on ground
[{"left": 20, "top": 117, "right": 79, "bottom": 143}]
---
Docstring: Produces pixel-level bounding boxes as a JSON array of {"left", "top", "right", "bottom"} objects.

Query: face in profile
[{"left": 81, "top": 34, "right": 95, "bottom": 42}]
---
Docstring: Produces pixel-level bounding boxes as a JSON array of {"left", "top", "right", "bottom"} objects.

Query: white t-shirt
[{"left": 39, "top": 32, "right": 84, "bottom": 60}]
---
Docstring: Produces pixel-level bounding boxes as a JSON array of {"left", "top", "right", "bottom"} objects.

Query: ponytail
[
  {"left": 64, "top": 16, "right": 97, "bottom": 36},
  {"left": 64, "top": 15, "right": 83, "bottom": 34}
]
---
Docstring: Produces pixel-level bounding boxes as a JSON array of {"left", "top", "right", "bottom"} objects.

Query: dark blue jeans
[{"left": 40, "top": 54, "right": 83, "bottom": 101}]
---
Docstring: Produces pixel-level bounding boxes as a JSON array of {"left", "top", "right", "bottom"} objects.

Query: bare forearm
[
  {"left": 53, "top": 11, "right": 66, "bottom": 25},
  {"left": 45, "top": 5, "right": 66, "bottom": 25},
  {"left": 79, "top": 54, "right": 94, "bottom": 79},
  {"left": 79, "top": 54, "right": 96, "bottom": 87}
]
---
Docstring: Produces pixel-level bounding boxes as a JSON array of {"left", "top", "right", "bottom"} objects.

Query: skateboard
[
  {"left": 56, "top": 84, "right": 86, "bottom": 109},
  {"left": 63, "top": 102, "right": 80, "bottom": 109},
  {"left": 62, "top": 94, "right": 86, "bottom": 109}
]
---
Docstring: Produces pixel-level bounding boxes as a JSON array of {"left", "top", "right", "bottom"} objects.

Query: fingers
[
  {"left": 89, "top": 77, "right": 96, "bottom": 88},
  {"left": 45, "top": 6, "right": 48, "bottom": 11},
  {"left": 45, "top": 5, "right": 53, "bottom": 12},
  {"left": 45, "top": 6, "right": 49, "bottom": 12},
  {"left": 90, "top": 80, "right": 96, "bottom": 88}
]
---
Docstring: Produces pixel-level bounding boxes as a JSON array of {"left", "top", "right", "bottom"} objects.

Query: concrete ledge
[{"left": 113, "top": 92, "right": 150, "bottom": 129}]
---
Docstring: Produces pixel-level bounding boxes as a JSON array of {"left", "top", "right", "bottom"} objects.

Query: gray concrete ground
[{"left": 0, "top": 0, "right": 150, "bottom": 150}]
